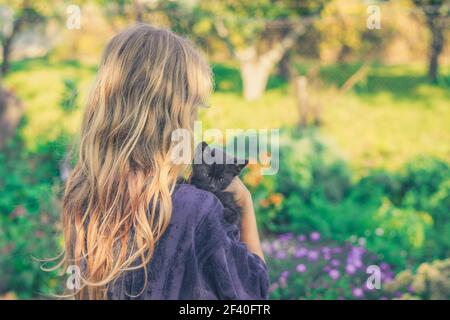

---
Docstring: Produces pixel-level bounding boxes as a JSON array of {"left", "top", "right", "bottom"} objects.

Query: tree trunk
[
  {"left": 428, "top": 23, "right": 444, "bottom": 82},
  {"left": 278, "top": 51, "right": 293, "bottom": 81},
  {"left": 1, "top": 37, "right": 13, "bottom": 75},
  {"left": 237, "top": 40, "right": 294, "bottom": 101},
  {"left": 420, "top": 1, "right": 446, "bottom": 83},
  {"left": 294, "top": 76, "right": 309, "bottom": 127},
  {"left": 240, "top": 59, "right": 272, "bottom": 101},
  {"left": 232, "top": 23, "right": 304, "bottom": 101},
  {"left": 1, "top": 16, "right": 22, "bottom": 76}
]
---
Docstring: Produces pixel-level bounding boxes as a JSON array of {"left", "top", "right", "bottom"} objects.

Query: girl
[{"left": 60, "top": 24, "right": 269, "bottom": 299}]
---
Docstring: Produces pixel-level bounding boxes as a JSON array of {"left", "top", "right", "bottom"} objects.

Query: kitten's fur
[{"left": 190, "top": 142, "right": 248, "bottom": 228}]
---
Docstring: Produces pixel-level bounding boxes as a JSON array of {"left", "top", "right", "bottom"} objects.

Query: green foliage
[
  {"left": 316, "top": 0, "right": 398, "bottom": 62},
  {"left": 212, "top": 62, "right": 287, "bottom": 93},
  {"left": 369, "top": 199, "right": 433, "bottom": 267},
  {"left": 397, "top": 156, "right": 450, "bottom": 210},
  {"left": 196, "top": 0, "right": 326, "bottom": 48},
  {"left": 395, "top": 158, "right": 450, "bottom": 260},
  {"left": 278, "top": 129, "right": 351, "bottom": 203},
  {"left": 59, "top": 78, "right": 79, "bottom": 113},
  {"left": 246, "top": 130, "right": 450, "bottom": 270},
  {"left": 211, "top": 63, "right": 243, "bottom": 93},
  {"left": 0, "top": 136, "right": 64, "bottom": 298}
]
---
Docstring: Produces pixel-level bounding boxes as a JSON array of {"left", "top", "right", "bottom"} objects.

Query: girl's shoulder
[{"left": 172, "top": 183, "right": 224, "bottom": 224}]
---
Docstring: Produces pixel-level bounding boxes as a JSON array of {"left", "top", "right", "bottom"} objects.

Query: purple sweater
[{"left": 107, "top": 183, "right": 269, "bottom": 300}]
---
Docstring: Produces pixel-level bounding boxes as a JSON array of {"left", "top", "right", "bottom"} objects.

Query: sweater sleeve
[{"left": 195, "top": 195, "right": 270, "bottom": 300}]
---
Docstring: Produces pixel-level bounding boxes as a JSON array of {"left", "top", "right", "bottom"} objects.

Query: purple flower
[
  {"left": 278, "top": 232, "right": 293, "bottom": 242},
  {"left": 294, "top": 247, "right": 308, "bottom": 258},
  {"left": 297, "top": 235, "right": 306, "bottom": 242},
  {"left": 281, "top": 271, "right": 290, "bottom": 279},
  {"left": 307, "top": 250, "right": 320, "bottom": 261},
  {"left": 310, "top": 232, "right": 321, "bottom": 242},
  {"left": 352, "top": 259, "right": 363, "bottom": 268},
  {"left": 329, "top": 269, "right": 340, "bottom": 280},
  {"left": 275, "top": 251, "right": 287, "bottom": 259},
  {"left": 347, "top": 247, "right": 364, "bottom": 269},
  {"left": 345, "top": 264, "right": 356, "bottom": 275},
  {"left": 331, "top": 259, "right": 340, "bottom": 267},
  {"left": 380, "top": 262, "right": 390, "bottom": 271},
  {"left": 332, "top": 247, "right": 343, "bottom": 254},
  {"left": 280, "top": 277, "right": 287, "bottom": 288},
  {"left": 352, "top": 288, "right": 364, "bottom": 298},
  {"left": 296, "top": 264, "right": 307, "bottom": 273},
  {"left": 383, "top": 273, "right": 393, "bottom": 283},
  {"left": 269, "top": 283, "right": 279, "bottom": 293},
  {"left": 321, "top": 247, "right": 331, "bottom": 253},
  {"left": 352, "top": 246, "right": 366, "bottom": 255},
  {"left": 323, "top": 252, "right": 331, "bottom": 260}
]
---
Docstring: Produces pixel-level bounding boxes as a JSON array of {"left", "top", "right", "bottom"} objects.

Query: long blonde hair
[{"left": 60, "top": 24, "right": 212, "bottom": 299}]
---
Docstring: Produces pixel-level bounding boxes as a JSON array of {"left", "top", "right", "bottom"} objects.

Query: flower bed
[{"left": 262, "top": 232, "right": 403, "bottom": 300}]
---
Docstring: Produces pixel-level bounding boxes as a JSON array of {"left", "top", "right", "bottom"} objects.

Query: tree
[
  {"left": 317, "top": 0, "right": 398, "bottom": 63},
  {"left": 413, "top": 0, "right": 448, "bottom": 82},
  {"left": 194, "top": 0, "right": 326, "bottom": 101},
  {"left": 0, "top": 1, "right": 47, "bottom": 75},
  {"left": 97, "top": 0, "right": 184, "bottom": 30},
  {"left": 95, "top": 1, "right": 326, "bottom": 100}
]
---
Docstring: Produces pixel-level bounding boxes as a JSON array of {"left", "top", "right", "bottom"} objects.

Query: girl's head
[{"left": 60, "top": 24, "right": 212, "bottom": 299}]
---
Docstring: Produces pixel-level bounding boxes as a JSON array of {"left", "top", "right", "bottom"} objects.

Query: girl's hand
[{"left": 225, "top": 177, "right": 252, "bottom": 211}]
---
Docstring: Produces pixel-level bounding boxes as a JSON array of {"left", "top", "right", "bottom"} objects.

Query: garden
[{"left": 0, "top": 0, "right": 449, "bottom": 299}]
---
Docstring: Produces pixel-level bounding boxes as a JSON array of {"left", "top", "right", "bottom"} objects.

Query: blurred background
[{"left": 0, "top": 0, "right": 449, "bottom": 300}]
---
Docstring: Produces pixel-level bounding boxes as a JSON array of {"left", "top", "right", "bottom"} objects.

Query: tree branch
[{"left": 213, "top": 19, "right": 237, "bottom": 59}]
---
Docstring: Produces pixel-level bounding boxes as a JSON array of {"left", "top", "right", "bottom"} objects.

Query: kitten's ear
[{"left": 194, "top": 142, "right": 207, "bottom": 164}]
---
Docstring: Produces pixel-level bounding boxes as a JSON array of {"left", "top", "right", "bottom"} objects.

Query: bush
[
  {"left": 397, "top": 156, "right": 450, "bottom": 210},
  {"left": 245, "top": 129, "right": 354, "bottom": 235},
  {"left": 393, "top": 158, "right": 450, "bottom": 261},
  {"left": 244, "top": 129, "right": 449, "bottom": 271},
  {"left": 0, "top": 137, "right": 64, "bottom": 298},
  {"left": 385, "top": 259, "right": 450, "bottom": 300},
  {"left": 245, "top": 129, "right": 374, "bottom": 239},
  {"left": 368, "top": 199, "right": 432, "bottom": 268},
  {"left": 425, "top": 180, "right": 450, "bottom": 259}
]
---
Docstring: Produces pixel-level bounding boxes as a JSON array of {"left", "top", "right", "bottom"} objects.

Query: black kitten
[{"left": 190, "top": 142, "right": 248, "bottom": 227}]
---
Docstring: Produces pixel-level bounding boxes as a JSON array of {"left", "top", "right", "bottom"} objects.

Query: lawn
[{"left": 5, "top": 58, "right": 449, "bottom": 173}]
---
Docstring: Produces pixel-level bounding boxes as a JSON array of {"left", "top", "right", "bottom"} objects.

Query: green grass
[{"left": 4, "top": 58, "right": 450, "bottom": 173}]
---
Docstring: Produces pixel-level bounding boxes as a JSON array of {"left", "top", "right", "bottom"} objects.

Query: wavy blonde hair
[{"left": 58, "top": 24, "right": 211, "bottom": 299}]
